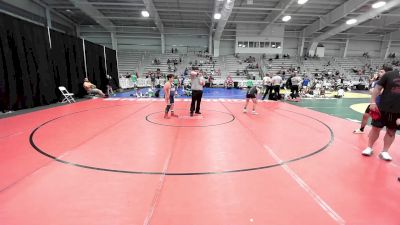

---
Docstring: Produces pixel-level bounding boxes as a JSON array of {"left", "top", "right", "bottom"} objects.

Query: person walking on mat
[
  {"left": 353, "top": 68, "right": 386, "bottom": 133},
  {"left": 243, "top": 84, "right": 259, "bottom": 115},
  {"left": 361, "top": 65, "right": 399, "bottom": 161}
]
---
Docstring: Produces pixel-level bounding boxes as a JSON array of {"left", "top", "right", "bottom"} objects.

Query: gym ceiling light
[
  {"left": 298, "top": 0, "right": 308, "bottom": 4},
  {"left": 372, "top": 1, "right": 386, "bottom": 8},
  {"left": 141, "top": 10, "right": 150, "bottom": 18},
  {"left": 282, "top": 15, "right": 291, "bottom": 22},
  {"left": 214, "top": 13, "right": 222, "bottom": 20},
  {"left": 346, "top": 18, "right": 357, "bottom": 25}
]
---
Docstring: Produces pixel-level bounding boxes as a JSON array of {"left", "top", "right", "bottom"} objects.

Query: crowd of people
[
  {"left": 246, "top": 63, "right": 259, "bottom": 70},
  {"left": 117, "top": 53, "right": 400, "bottom": 101}
]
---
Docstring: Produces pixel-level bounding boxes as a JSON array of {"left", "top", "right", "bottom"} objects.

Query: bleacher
[
  {"left": 118, "top": 52, "right": 397, "bottom": 91},
  {"left": 117, "top": 50, "right": 144, "bottom": 75},
  {"left": 335, "top": 57, "right": 365, "bottom": 75},
  {"left": 263, "top": 58, "right": 299, "bottom": 75},
  {"left": 186, "top": 55, "right": 221, "bottom": 78},
  {"left": 224, "top": 55, "right": 248, "bottom": 75},
  {"left": 144, "top": 53, "right": 184, "bottom": 75},
  {"left": 301, "top": 58, "right": 338, "bottom": 75},
  {"left": 369, "top": 58, "right": 387, "bottom": 69},
  {"left": 224, "top": 55, "right": 260, "bottom": 80}
]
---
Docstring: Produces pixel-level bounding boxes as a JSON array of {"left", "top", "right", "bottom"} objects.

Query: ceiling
[{"left": 41, "top": 0, "right": 400, "bottom": 41}]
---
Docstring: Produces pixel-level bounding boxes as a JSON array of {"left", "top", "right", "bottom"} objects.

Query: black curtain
[
  {"left": 49, "top": 30, "right": 86, "bottom": 98},
  {"left": 105, "top": 47, "right": 119, "bottom": 89},
  {"left": 0, "top": 12, "right": 54, "bottom": 111},
  {"left": 0, "top": 12, "right": 115, "bottom": 111},
  {"left": 85, "top": 40, "right": 107, "bottom": 92}
]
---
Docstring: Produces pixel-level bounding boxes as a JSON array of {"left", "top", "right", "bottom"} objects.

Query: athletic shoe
[
  {"left": 362, "top": 147, "right": 373, "bottom": 156},
  {"left": 252, "top": 111, "right": 258, "bottom": 115},
  {"left": 195, "top": 112, "right": 202, "bottom": 114},
  {"left": 171, "top": 113, "right": 179, "bottom": 117},
  {"left": 379, "top": 152, "right": 392, "bottom": 161},
  {"left": 353, "top": 128, "right": 364, "bottom": 134},
  {"left": 190, "top": 112, "right": 193, "bottom": 117},
  {"left": 243, "top": 109, "right": 247, "bottom": 113}
]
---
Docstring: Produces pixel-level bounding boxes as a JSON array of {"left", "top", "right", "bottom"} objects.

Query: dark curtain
[
  {"left": 0, "top": 12, "right": 54, "bottom": 111},
  {"left": 84, "top": 40, "right": 107, "bottom": 92},
  {"left": 0, "top": 12, "right": 114, "bottom": 111},
  {"left": 105, "top": 47, "right": 119, "bottom": 89},
  {"left": 49, "top": 30, "right": 86, "bottom": 98}
]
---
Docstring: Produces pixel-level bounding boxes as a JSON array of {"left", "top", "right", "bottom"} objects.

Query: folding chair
[{"left": 58, "top": 86, "right": 76, "bottom": 103}]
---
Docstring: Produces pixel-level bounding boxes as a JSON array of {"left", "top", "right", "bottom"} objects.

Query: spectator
[
  {"left": 150, "top": 73, "right": 156, "bottom": 88},
  {"left": 106, "top": 75, "right": 114, "bottom": 96},
  {"left": 335, "top": 87, "right": 345, "bottom": 98},
  {"left": 208, "top": 74, "right": 213, "bottom": 88},
  {"left": 302, "top": 77, "right": 310, "bottom": 95},
  {"left": 83, "top": 78, "right": 105, "bottom": 97},
  {"left": 225, "top": 75, "right": 234, "bottom": 89},
  {"left": 131, "top": 72, "right": 138, "bottom": 88}
]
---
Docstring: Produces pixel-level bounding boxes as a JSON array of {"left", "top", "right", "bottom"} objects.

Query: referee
[{"left": 190, "top": 68, "right": 205, "bottom": 116}]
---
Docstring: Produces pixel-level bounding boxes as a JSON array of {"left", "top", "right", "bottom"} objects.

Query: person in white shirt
[
  {"left": 190, "top": 69, "right": 205, "bottom": 116},
  {"left": 271, "top": 74, "right": 283, "bottom": 100},
  {"left": 290, "top": 73, "right": 302, "bottom": 100},
  {"left": 336, "top": 87, "right": 345, "bottom": 98},
  {"left": 262, "top": 74, "right": 273, "bottom": 100}
]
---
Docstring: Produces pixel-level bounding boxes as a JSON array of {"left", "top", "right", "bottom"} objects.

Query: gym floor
[{"left": 0, "top": 89, "right": 399, "bottom": 225}]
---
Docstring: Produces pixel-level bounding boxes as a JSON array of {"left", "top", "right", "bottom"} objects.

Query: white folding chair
[{"left": 58, "top": 86, "right": 76, "bottom": 103}]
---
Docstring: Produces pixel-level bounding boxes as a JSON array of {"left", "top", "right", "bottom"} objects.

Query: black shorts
[
  {"left": 246, "top": 94, "right": 256, "bottom": 99},
  {"left": 365, "top": 104, "right": 371, "bottom": 114},
  {"left": 169, "top": 93, "right": 175, "bottom": 104},
  {"left": 371, "top": 111, "right": 400, "bottom": 130}
]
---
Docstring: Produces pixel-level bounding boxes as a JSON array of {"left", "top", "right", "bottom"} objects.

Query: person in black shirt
[
  {"left": 362, "top": 65, "right": 400, "bottom": 161},
  {"left": 353, "top": 69, "right": 386, "bottom": 134},
  {"left": 243, "top": 85, "right": 259, "bottom": 115}
]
